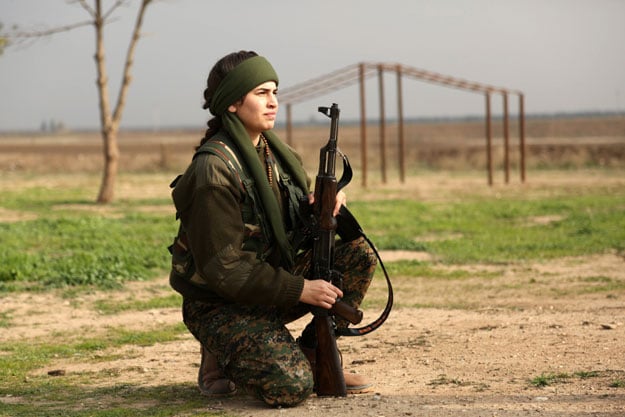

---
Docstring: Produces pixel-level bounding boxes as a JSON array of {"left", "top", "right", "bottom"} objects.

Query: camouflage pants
[{"left": 182, "top": 236, "right": 377, "bottom": 407}]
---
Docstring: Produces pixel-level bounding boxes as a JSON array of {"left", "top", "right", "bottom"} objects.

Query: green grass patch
[
  {"left": 530, "top": 372, "right": 572, "bottom": 387},
  {"left": 530, "top": 370, "right": 605, "bottom": 388},
  {"left": 0, "top": 214, "right": 176, "bottom": 291},
  {"left": 0, "top": 185, "right": 176, "bottom": 292},
  {"left": 574, "top": 370, "right": 601, "bottom": 379},
  {"left": 1, "top": 175, "right": 624, "bottom": 292},
  {"left": 350, "top": 192, "right": 625, "bottom": 264},
  {"left": 610, "top": 380, "right": 625, "bottom": 388}
]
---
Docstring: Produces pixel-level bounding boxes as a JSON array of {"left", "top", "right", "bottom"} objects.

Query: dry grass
[{"left": 1, "top": 115, "right": 624, "bottom": 177}]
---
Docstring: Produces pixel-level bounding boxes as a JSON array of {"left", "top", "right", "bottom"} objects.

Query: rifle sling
[
  {"left": 335, "top": 206, "right": 394, "bottom": 337},
  {"left": 336, "top": 150, "right": 353, "bottom": 193}
]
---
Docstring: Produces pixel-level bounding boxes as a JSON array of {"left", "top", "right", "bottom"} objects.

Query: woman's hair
[{"left": 197, "top": 50, "right": 259, "bottom": 148}]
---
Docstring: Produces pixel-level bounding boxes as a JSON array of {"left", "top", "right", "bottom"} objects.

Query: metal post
[
  {"left": 378, "top": 64, "right": 387, "bottom": 183},
  {"left": 396, "top": 64, "right": 405, "bottom": 183},
  {"left": 359, "top": 63, "right": 367, "bottom": 187},
  {"left": 502, "top": 93, "right": 510, "bottom": 183},
  {"left": 286, "top": 103, "right": 293, "bottom": 146},
  {"left": 519, "top": 93, "right": 526, "bottom": 183},
  {"left": 485, "top": 92, "right": 493, "bottom": 186}
]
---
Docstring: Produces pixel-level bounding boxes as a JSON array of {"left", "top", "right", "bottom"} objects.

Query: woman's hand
[
  {"left": 307, "top": 190, "right": 347, "bottom": 217},
  {"left": 299, "top": 279, "right": 343, "bottom": 309},
  {"left": 334, "top": 190, "right": 346, "bottom": 216}
]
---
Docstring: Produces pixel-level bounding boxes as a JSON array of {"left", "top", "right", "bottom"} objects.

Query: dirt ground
[{"left": 2, "top": 251, "right": 624, "bottom": 416}]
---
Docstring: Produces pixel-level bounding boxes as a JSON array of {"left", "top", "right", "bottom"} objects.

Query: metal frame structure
[{"left": 279, "top": 62, "right": 525, "bottom": 186}]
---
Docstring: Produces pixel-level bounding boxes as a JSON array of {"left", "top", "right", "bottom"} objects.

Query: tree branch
[
  {"left": 10, "top": 20, "right": 94, "bottom": 40},
  {"left": 93, "top": 0, "right": 113, "bottom": 132},
  {"left": 111, "top": 0, "right": 152, "bottom": 125},
  {"left": 72, "top": 0, "right": 96, "bottom": 17},
  {"left": 5, "top": 0, "right": 123, "bottom": 49},
  {"left": 103, "top": 0, "right": 128, "bottom": 21}
]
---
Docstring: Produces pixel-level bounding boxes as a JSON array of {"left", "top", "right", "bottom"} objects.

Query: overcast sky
[{"left": 1, "top": 0, "right": 624, "bottom": 131}]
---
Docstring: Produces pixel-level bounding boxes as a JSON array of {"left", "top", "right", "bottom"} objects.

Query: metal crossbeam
[{"left": 280, "top": 62, "right": 525, "bottom": 186}]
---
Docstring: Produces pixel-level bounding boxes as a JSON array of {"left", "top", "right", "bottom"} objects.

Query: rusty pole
[
  {"left": 286, "top": 103, "right": 293, "bottom": 146},
  {"left": 518, "top": 93, "right": 526, "bottom": 183},
  {"left": 377, "top": 64, "right": 387, "bottom": 183},
  {"left": 396, "top": 64, "right": 406, "bottom": 183},
  {"left": 485, "top": 92, "right": 493, "bottom": 186},
  {"left": 359, "top": 63, "right": 368, "bottom": 187},
  {"left": 502, "top": 92, "right": 510, "bottom": 183}
]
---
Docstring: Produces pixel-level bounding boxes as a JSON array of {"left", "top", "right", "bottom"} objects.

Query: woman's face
[{"left": 228, "top": 81, "right": 278, "bottom": 140}]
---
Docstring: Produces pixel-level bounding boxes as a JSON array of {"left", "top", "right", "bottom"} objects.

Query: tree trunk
[
  {"left": 93, "top": 0, "right": 151, "bottom": 203},
  {"left": 97, "top": 126, "right": 119, "bottom": 203},
  {"left": 93, "top": 0, "right": 114, "bottom": 203}
]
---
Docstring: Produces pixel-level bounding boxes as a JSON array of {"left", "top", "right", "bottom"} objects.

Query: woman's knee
[
  {"left": 259, "top": 368, "right": 314, "bottom": 407},
  {"left": 226, "top": 342, "right": 314, "bottom": 407}
]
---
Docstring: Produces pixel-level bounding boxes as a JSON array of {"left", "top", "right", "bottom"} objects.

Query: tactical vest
[{"left": 168, "top": 134, "right": 309, "bottom": 291}]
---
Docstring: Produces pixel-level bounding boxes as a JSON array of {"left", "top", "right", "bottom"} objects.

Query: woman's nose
[{"left": 268, "top": 92, "right": 278, "bottom": 107}]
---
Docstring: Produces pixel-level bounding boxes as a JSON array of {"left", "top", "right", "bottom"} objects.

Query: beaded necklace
[{"left": 260, "top": 134, "right": 274, "bottom": 185}]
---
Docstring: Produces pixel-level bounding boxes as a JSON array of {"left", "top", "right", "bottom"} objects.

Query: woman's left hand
[
  {"left": 334, "top": 190, "right": 346, "bottom": 216},
  {"left": 307, "top": 190, "right": 346, "bottom": 217}
]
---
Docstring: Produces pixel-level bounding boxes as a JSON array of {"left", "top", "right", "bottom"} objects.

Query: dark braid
[{"left": 197, "top": 50, "right": 259, "bottom": 149}]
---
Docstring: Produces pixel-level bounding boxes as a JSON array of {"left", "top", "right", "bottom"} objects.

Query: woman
[{"left": 169, "top": 50, "right": 376, "bottom": 407}]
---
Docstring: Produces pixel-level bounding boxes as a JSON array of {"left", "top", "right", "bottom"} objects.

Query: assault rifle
[
  {"left": 306, "top": 103, "right": 394, "bottom": 397},
  {"left": 308, "top": 103, "right": 359, "bottom": 396}
]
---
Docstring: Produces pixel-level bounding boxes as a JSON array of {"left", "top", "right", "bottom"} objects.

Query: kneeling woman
[{"left": 169, "top": 50, "right": 377, "bottom": 407}]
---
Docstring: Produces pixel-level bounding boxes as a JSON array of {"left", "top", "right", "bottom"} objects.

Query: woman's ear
[{"left": 228, "top": 104, "right": 238, "bottom": 113}]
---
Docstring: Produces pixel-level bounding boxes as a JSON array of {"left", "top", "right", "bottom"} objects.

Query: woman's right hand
[{"left": 299, "top": 279, "right": 343, "bottom": 309}]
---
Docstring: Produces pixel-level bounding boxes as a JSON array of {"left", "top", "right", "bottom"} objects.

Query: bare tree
[{"left": 6, "top": 0, "right": 154, "bottom": 203}]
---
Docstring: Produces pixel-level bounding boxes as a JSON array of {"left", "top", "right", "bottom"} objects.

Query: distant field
[{"left": 1, "top": 115, "right": 624, "bottom": 179}]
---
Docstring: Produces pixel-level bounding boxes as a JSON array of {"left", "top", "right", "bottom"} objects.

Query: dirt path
[{"left": 2, "top": 252, "right": 624, "bottom": 416}]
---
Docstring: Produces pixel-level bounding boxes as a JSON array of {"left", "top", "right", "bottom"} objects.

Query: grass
[
  {"left": 0, "top": 184, "right": 177, "bottom": 292},
  {"left": 530, "top": 372, "right": 572, "bottom": 387},
  {"left": 529, "top": 370, "right": 616, "bottom": 388},
  {"left": 1, "top": 174, "right": 624, "bottom": 292},
  {"left": 349, "top": 192, "right": 625, "bottom": 263},
  {"left": 427, "top": 374, "right": 490, "bottom": 392},
  {"left": 0, "top": 215, "right": 174, "bottom": 290}
]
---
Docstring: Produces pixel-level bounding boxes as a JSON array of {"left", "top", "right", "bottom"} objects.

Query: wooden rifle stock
[{"left": 314, "top": 314, "right": 346, "bottom": 396}]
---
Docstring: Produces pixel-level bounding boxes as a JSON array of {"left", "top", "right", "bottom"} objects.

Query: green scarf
[{"left": 209, "top": 55, "right": 309, "bottom": 268}]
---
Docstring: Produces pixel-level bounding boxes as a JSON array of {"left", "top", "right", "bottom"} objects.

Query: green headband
[{"left": 209, "top": 56, "right": 279, "bottom": 116}]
